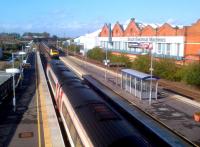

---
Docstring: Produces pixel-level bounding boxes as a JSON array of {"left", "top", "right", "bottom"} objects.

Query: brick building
[{"left": 99, "top": 18, "right": 200, "bottom": 62}]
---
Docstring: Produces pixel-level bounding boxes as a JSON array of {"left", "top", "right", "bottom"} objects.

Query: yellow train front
[{"left": 49, "top": 47, "right": 59, "bottom": 59}]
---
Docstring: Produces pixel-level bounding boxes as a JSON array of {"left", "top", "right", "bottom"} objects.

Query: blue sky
[{"left": 0, "top": 0, "right": 199, "bottom": 37}]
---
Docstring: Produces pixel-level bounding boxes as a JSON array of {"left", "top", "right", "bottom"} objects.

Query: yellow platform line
[
  {"left": 36, "top": 53, "right": 52, "bottom": 147},
  {"left": 36, "top": 53, "right": 41, "bottom": 147},
  {"left": 38, "top": 84, "right": 52, "bottom": 147}
]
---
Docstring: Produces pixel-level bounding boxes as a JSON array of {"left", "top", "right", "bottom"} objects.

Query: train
[
  {"left": 46, "top": 59, "right": 152, "bottom": 147},
  {"left": 40, "top": 42, "right": 59, "bottom": 59}
]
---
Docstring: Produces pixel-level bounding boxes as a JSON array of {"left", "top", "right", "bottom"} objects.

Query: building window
[
  {"left": 105, "top": 41, "right": 108, "bottom": 48},
  {"left": 161, "top": 44, "right": 165, "bottom": 54},
  {"left": 158, "top": 43, "right": 161, "bottom": 54},
  {"left": 113, "top": 42, "right": 116, "bottom": 50},
  {"left": 116, "top": 41, "right": 120, "bottom": 50},
  {"left": 100, "top": 41, "right": 103, "bottom": 48},
  {"left": 166, "top": 43, "right": 170, "bottom": 55},
  {"left": 177, "top": 43, "right": 180, "bottom": 57}
]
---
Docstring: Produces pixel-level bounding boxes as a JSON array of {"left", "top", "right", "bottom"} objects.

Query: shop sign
[
  {"left": 128, "top": 42, "right": 153, "bottom": 49},
  {"left": 128, "top": 37, "right": 166, "bottom": 43}
]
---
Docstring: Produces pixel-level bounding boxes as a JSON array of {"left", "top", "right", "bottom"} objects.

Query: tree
[
  {"left": 110, "top": 53, "right": 131, "bottom": 68},
  {"left": 87, "top": 47, "right": 106, "bottom": 62},
  {"left": 132, "top": 55, "right": 151, "bottom": 73},
  {"left": 154, "top": 58, "right": 179, "bottom": 80},
  {"left": 67, "top": 45, "right": 81, "bottom": 53},
  {"left": 181, "top": 63, "right": 200, "bottom": 86}
]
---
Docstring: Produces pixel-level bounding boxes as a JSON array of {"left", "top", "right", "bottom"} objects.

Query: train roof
[
  {"left": 49, "top": 60, "right": 149, "bottom": 146},
  {"left": 49, "top": 45, "right": 57, "bottom": 50}
]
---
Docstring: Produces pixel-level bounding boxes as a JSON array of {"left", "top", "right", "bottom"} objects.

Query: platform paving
[{"left": 0, "top": 52, "right": 65, "bottom": 147}]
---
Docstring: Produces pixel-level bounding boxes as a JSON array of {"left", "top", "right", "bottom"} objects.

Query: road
[{"left": 60, "top": 55, "right": 200, "bottom": 145}]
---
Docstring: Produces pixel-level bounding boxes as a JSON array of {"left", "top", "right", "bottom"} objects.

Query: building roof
[{"left": 121, "top": 69, "right": 159, "bottom": 80}]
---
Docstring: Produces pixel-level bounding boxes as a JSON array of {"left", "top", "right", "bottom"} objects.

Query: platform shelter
[{"left": 121, "top": 69, "right": 159, "bottom": 100}]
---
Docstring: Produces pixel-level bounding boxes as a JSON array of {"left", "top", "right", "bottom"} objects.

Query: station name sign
[{"left": 128, "top": 37, "right": 166, "bottom": 43}]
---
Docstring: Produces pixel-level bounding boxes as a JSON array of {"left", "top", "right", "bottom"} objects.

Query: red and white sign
[{"left": 139, "top": 43, "right": 153, "bottom": 49}]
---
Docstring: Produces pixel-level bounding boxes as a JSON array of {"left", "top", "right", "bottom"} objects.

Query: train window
[
  {"left": 62, "top": 104, "right": 71, "bottom": 127},
  {"left": 48, "top": 71, "right": 56, "bottom": 90},
  {"left": 70, "top": 123, "right": 77, "bottom": 143},
  {"left": 76, "top": 136, "right": 83, "bottom": 147},
  {"left": 62, "top": 104, "right": 83, "bottom": 146}
]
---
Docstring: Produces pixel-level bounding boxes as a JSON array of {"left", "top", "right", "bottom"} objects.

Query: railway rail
[
  {"left": 59, "top": 50, "right": 197, "bottom": 146},
  {"left": 159, "top": 79, "right": 200, "bottom": 101},
  {"left": 65, "top": 50, "right": 200, "bottom": 102},
  {"left": 38, "top": 47, "right": 197, "bottom": 146}
]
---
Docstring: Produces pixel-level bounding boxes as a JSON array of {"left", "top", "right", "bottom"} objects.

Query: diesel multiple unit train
[
  {"left": 46, "top": 59, "right": 152, "bottom": 147},
  {"left": 40, "top": 42, "right": 59, "bottom": 59}
]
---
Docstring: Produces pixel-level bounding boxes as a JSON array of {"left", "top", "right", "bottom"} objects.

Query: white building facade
[{"left": 99, "top": 36, "right": 184, "bottom": 60}]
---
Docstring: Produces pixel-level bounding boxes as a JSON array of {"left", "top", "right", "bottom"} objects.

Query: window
[
  {"left": 70, "top": 123, "right": 77, "bottom": 143},
  {"left": 158, "top": 43, "right": 161, "bottom": 54},
  {"left": 124, "top": 42, "right": 127, "bottom": 51},
  {"left": 116, "top": 41, "right": 120, "bottom": 50},
  {"left": 62, "top": 104, "right": 71, "bottom": 127},
  {"left": 62, "top": 104, "right": 83, "bottom": 147},
  {"left": 177, "top": 43, "right": 180, "bottom": 57},
  {"left": 113, "top": 41, "right": 116, "bottom": 50},
  {"left": 161, "top": 44, "right": 165, "bottom": 54},
  {"left": 48, "top": 71, "right": 56, "bottom": 90},
  {"left": 100, "top": 41, "right": 103, "bottom": 48},
  {"left": 76, "top": 137, "right": 83, "bottom": 147},
  {"left": 166, "top": 43, "right": 170, "bottom": 55}
]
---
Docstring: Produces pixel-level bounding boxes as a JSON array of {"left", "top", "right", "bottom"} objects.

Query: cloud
[
  {"left": 166, "top": 18, "right": 177, "bottom": 24},
  {"left": 0, "top": 8, "right": 104, "bottom": 37}
]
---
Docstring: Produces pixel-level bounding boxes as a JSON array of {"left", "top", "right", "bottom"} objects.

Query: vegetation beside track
[{"left": 69, "top": 47, "right": 200, "bottom": 87}]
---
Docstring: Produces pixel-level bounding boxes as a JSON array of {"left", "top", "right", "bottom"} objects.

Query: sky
[{"left": 0, "top": 0, "right": 199, "bottom": 37}]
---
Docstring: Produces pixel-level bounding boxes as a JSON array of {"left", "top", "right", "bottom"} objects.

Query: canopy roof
[{"left": 122, "top": 69, "right": 159, "bottom": 80}]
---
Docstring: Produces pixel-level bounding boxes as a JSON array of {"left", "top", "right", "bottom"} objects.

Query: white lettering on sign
[{"left": 128, "top": 37, "right": 166, "bottom": 43}]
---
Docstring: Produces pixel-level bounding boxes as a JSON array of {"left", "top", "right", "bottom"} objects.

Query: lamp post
[
  {"left": 105, "top": 45, "right": 108, "bottom": 80},
  {"left": 149, "top": 28, "right": 157, "bottom": 104},
  {"left": 6, "top": 53, "right": 20, "bottom": 112},
  {"left": 18, "top": 51, "right": 26, "bottom": 81},
  {"left": 149, "top": 48, "right": 153, "bottom": 104},
  {"left": 105, "top": 23, "right": 112, "bottom": 80}
]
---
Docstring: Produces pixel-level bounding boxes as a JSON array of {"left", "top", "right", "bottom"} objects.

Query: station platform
[
  {"left": 60, "top": 56, "right": 200, "bottom": 146},
  {"left": 0, "top": 52, "right": 64, "bottom": 147}
]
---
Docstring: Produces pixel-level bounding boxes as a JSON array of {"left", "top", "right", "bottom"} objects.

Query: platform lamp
[
  {"left": 149, "top": 28, "right": 158, "bottom": 104},
  {"left": 6, "top": 53, "right": 20, "bottom": 112},
  {"left": 18, "top": 51, "right": 26, "bottom": 80},
  {"left": 104, "top": 23, "right": 112, "bottom": 80}
]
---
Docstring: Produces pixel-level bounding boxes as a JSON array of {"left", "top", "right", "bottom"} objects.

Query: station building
[{"left": 99, "top": 18, "right": 200, "bottom": 62}]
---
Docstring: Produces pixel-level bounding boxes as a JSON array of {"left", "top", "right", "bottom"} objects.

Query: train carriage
[{"left": 47, "top": 60, "right": 150, "bottom": 147}]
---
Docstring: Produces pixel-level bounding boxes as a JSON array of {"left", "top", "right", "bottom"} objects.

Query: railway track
[
  {"left": 66, "top": 51, "right": 200, "bottom": 102},
  {"left": 60, "top": 53, "right": 197, "bottom": 146},
  {"left": 159, "top": 79, "right": 200, "bottom": 101}
]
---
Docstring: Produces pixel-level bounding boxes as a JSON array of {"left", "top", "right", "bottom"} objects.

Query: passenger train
[
  {"left": 46, "top": 59, "right": 151, "bottom": 147},
  {"left": 40, "top": 42, "right": 59, "bottom": 59}
]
